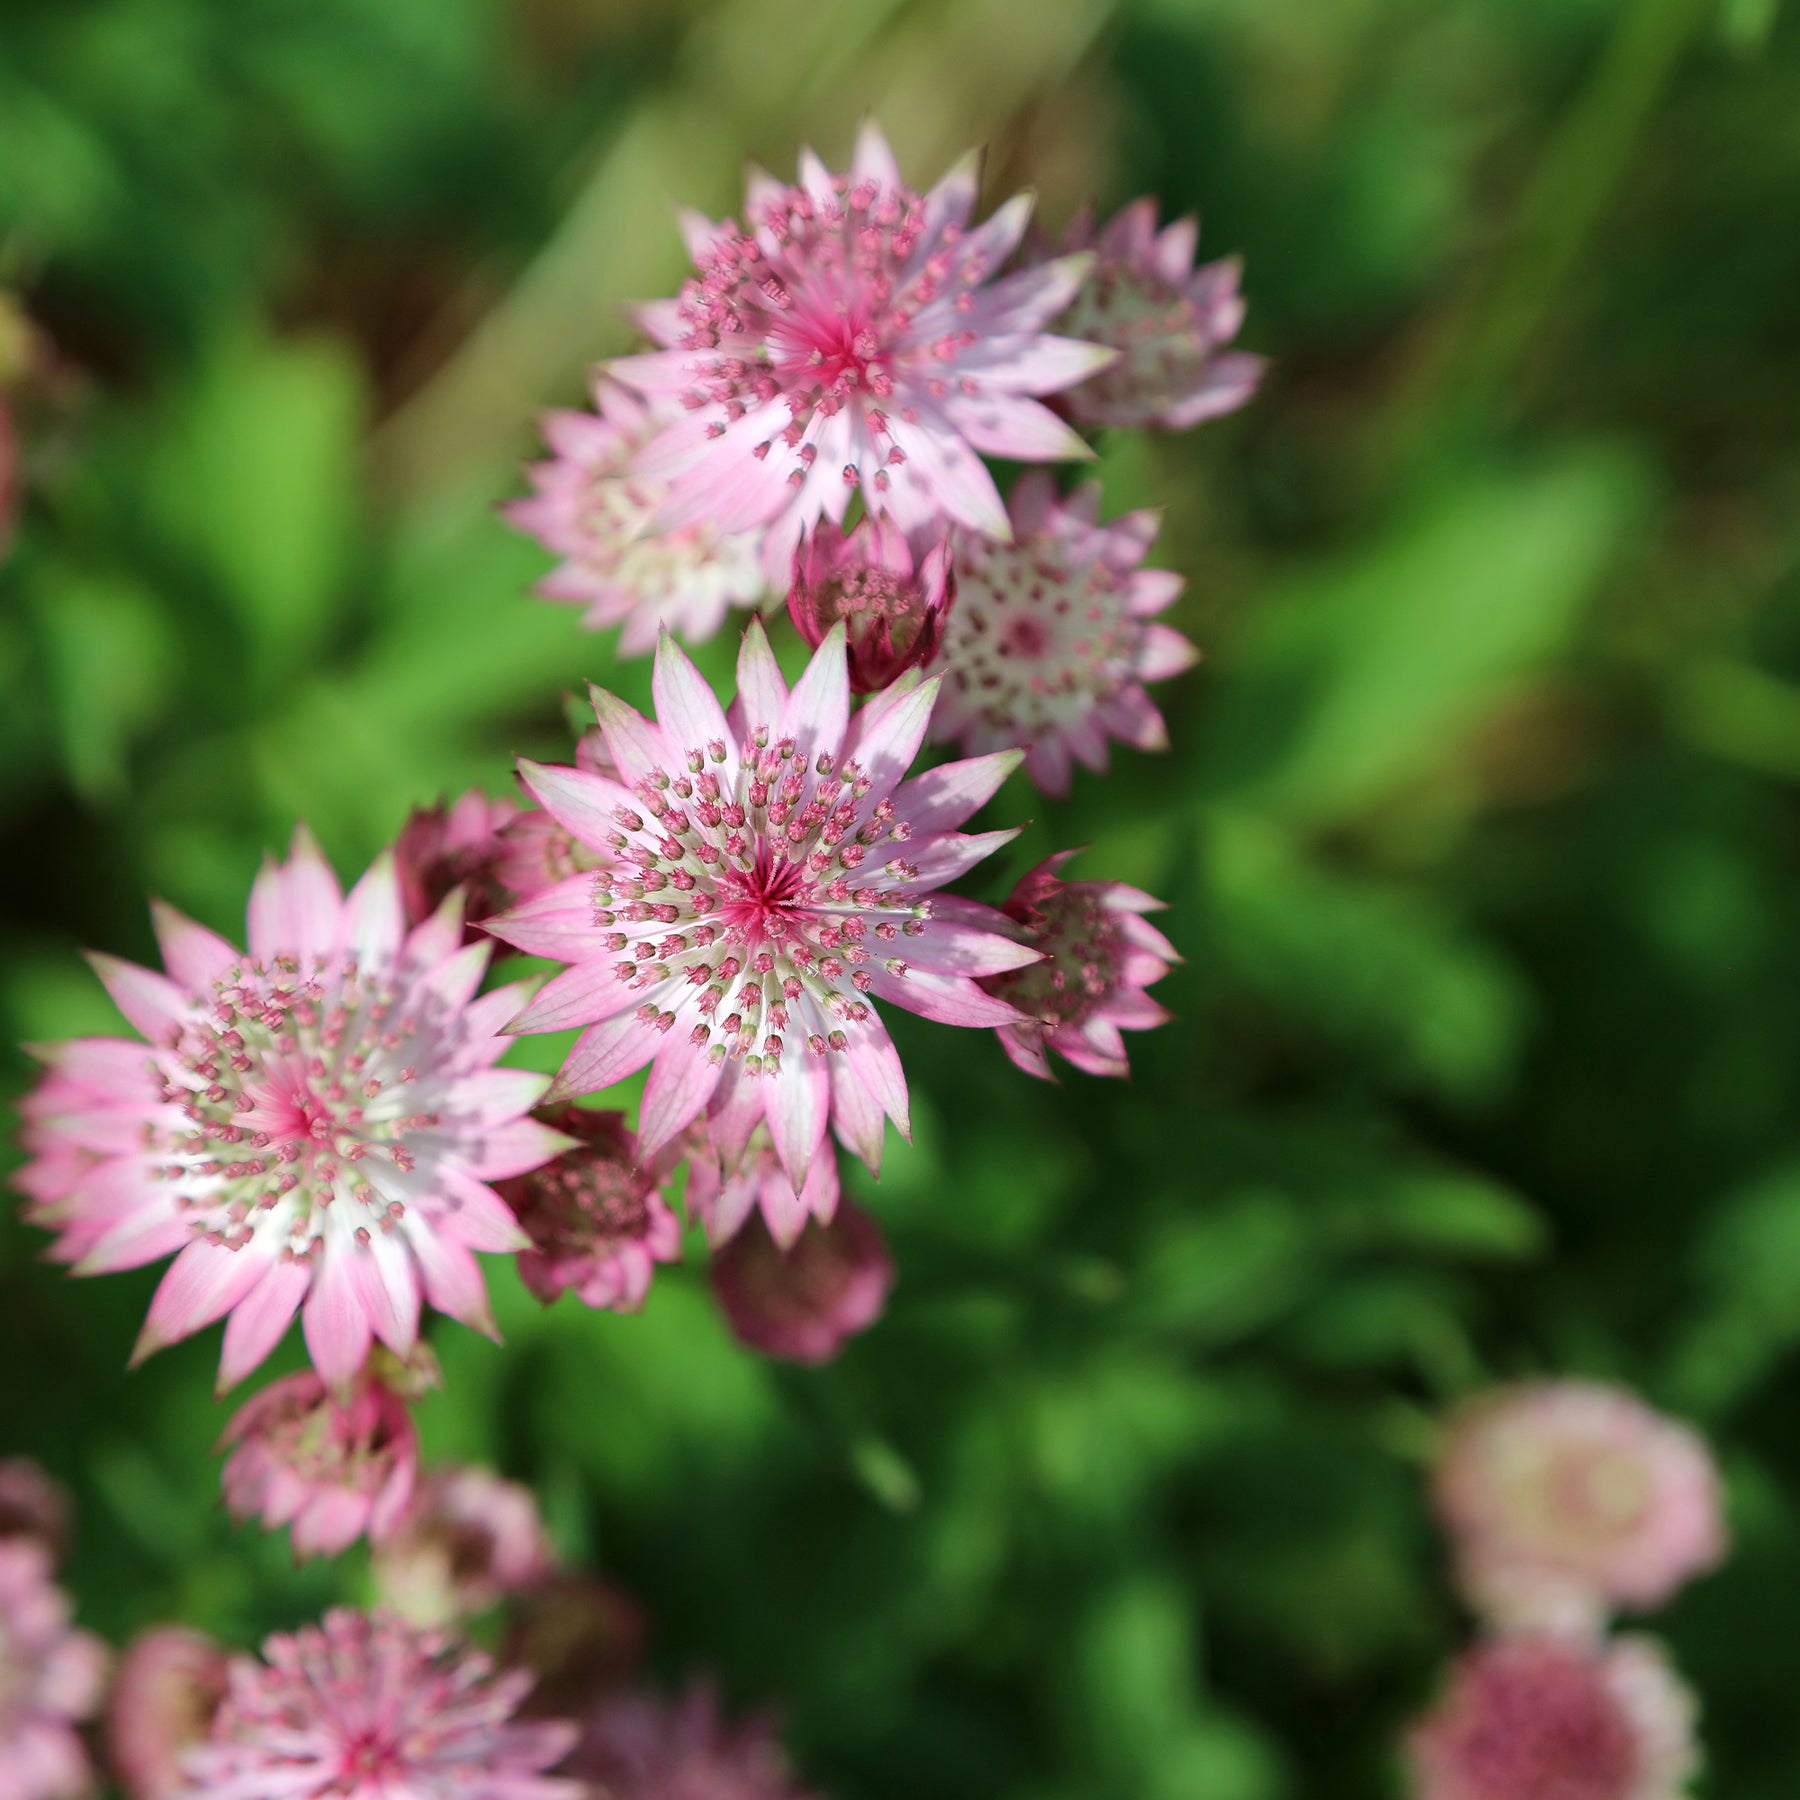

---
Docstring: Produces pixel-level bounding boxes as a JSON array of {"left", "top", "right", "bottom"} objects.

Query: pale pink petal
[{"left": 149, "top": 901, "right": 239, "bottom": 992}]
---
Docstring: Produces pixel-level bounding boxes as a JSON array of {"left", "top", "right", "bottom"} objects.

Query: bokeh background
[{"left": 3, "top": 0, "right": 1800, "bottom": 1793}]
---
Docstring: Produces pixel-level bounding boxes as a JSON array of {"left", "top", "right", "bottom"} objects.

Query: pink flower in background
[
  {"left": 787, "top": 517, "right": 954, "bottom": 694},
  {"left": 396, "top": 791, "right": 526, "bottom": 939},
  {"left": 1046, "top": 199, "right": 1264, "bottom": 431},
  {"left": 107, "top": 1628, "right": 229, "bottom": 1800},
  {"left": 607, "top": 120, "right": 1114, "bottom": 569},
  {"left": 562, "top": 1680, "right": 816, "bottom": 1800},
  {"left": 12, "top": 827, "right": 566, "bottom": 1388},
  {"left": 0, "top": 1539, "right": 107, "bottom": 1800},
  {"left": 505, "top": 379, "right": 767, "bottom": 654},
  {"left": 686, "top": 1125, "right": 840, "bottom": 1251},
  {"left": 219, "top": 1365, "right": 420, "bottom": 1560},
  {"left": 0, "top": 1461, "right": 69, "bottom": 1563},
  {"left": 495, "top": 1105, "right": 682, "bottom": 1312},
  {"left": 179, "top": 1609, "right": 577, "bottom": 1800},
  {"left": 1407, "top": 1635, "right": 1698, "bottom": 1800},
  {"left": 980, "top": 852, "right": 1177, "bottom": 1080},
  {"left": 488, "top": 622, "right": 1037, "bottom": 1185},
  {"left": 1434, "top": 1382, "right": 1726, "bottom": 1636},
  {"left": 928, "top": 473, "right": 1197, "bottom": 794},
  {"left": 712, "top": 1200, "right": 892, "bottom": 1365},
  {"left": 374, "top": 1465, "right": 554, "bottom": 1628}
]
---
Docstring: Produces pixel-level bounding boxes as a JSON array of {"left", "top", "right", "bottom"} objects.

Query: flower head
[
  {"left": 178, "top": 1608, "right": 578, "bottom": 1800},
  {"left": 505, "top": 380, "right": 768, "bottom": 655},
  {"left": 1046, "top": 199, "right": 1264, "bottom": 431},
  {"left": 1434, "top": 1382, "right": 1726, "bottom": 1636},
  {"left": 788, "top": 517, "right": 954, "bottom": 694},
  {"left": 0, "top": 1462, "right": 69, "bottom": 1563},
  {"left": 374, "top": 1466, "right": 554, "bottom": 1628},
  {"left": 980, "top": 851, "right": 1176, "bottom": 1080},
  {"left": 396, "top": 792, "right": 526, "bottom": 941},
  {"left": 488, "top": 622, "right": 1038, "bottom": 1186},
  {"left": 13, "top": 827, "right": 566, "bottom": 1388},
  {"left": 219, "top": 1361, "right": 423, "bottom": 1560},
  {"left": 607, "top": 121, "right": 1114, "bottom": 566},
  {"left": 496, "top": 1105, "right": 682, "bottom": 1311},
  {"left": 928, "top": 473, "right": 1196, "bottom": 794},
  {"left": 712, "top": 1199, "right": 892, "bottom": 1365},
  {"left": 0, "top": 1539, "right": 107, "bottom": 1800},
  {"left": 685, "top": 1125, "right": 840, "bottom": 1251},
  {"left": 107, "top": 1628, "right": 229, "bottom": 1800},
  {"left": 1407, "top": 1635, "right": 1698, "bottom": 1800}
]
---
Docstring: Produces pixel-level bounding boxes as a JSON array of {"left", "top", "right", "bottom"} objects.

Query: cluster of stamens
[
  {"left": 1061, "top": 265, "right": 1214, "bottom": 413},
  {"left": 985, "top": 886, "right": 1119, "bottom": 1032},
  {"left": 504, "top": 1109, "right": 656, "bottom": 1256}
]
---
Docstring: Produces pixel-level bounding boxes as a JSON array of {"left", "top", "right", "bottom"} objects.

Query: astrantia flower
[
  {"left": 374, "top": 1466, "right": 554, "bottom": 1628},
  {"left": 607, "top": 120, "right": 1114, "bottom": 566},
  {"left": 1045, "top": 199, "right": 1264, "bottom": 431},
  {"left": 562, "top": 1680, "right": 816, "bottom": 1800},
  {"left": 396, "top": 791, "right": 526, "bottom": 940},
  {"left": 219, "top": 1364, "right": 421, "bottom": 1560},
  {"left": 928, "top": 473, "right": 1197, "bottom": 794},
  {"left": 685, "top": 1124, "right": 840, "bottom": 1250},
  {"left": 496, "top": 1105, "right": 682, "bottom": 1311},
  {"left": 13, "top": 827, "right": 566, "bottom": 1388},
  {"left": 712, "top": 1200, "right": 892, "bottom": 1365},
  {"left": 505, "top": 379, "right": 767, "bottom": 654},
  {"left": 788, "top": 517, "right": 954, "bottom": 694},
  {"left": 179, "top": 1608, "right": 577, "bottom": 1800},
  {"left": 1407, "top": 1636, "right": 1698, "bottom": 1800},
  {"left": 107, "top": 1628, "right": 229, "bottom": 1800},
  {"left": 980, "top": 851, "right": 1177, "bottom": 1080},
  {"left": 0, "top": 1462, "right": 68, "bottom": 1563},
  {"left": 488, "top": 622, "right": 1038, "bottom": 1186},
  {"left": 0, "top": 1539, "right": 107, "bottom": 1800},
  {"left": 1434, "top": 1382, "right": 1726, "bottom": 1636}
]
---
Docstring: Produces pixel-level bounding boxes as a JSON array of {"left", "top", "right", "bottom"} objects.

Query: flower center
[{"left": 986, "top": 888, "right": 1118, "bottom": 1032}]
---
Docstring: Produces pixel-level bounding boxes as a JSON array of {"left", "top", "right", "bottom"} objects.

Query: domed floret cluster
[
  {"left": 927, "top": 473, "right": 1196, "bottom": 795},
  {"left": 395, "top": 791, "right": 526, "bottom": 940},
  {"left": 0, "top": 1538, "right": 108, "bottom": 1800},
  {"left": 13, "top": 828, "right": 566, "bottom": 1388},
  {"left": 505, "top": 379, "right": 769, "bottom": 653},
  {"left": 788, "top": 516, "right": 954, "bottom": 695}
]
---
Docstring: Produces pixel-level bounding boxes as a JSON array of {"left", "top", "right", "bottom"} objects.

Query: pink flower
[
  {"left": 788, "top": 517, "right": 954, "bottom": 694},
  {"left": 1046, "top": 199, "right": 1264, "bottom": 431},
  {"left": 496, "top": 1105, "right": 682, "bottom": 1312},
  {"left": 607, "top": 121, "right": 1114, "bottom": 570},
  {"left": 1433, "top": 1382, "right": 1727, "bottom": 1637},
  {"left": 980, "top": 851, "right": 1177, "bottom": 1080},
  {"left": 106, "top": 1628, "right": 229, "bottom": 1800},
  {"left": 505, "top": 379, "right": 768, "bottom": 654},
  {"left": 374, "top": 1465, "right": 554, "bottom": 1628},
  {"left": 13, "top": 826, "right": 567, "bottom": 1389},
  {"left": 487, "top": 622, "right": 1039, "bottom": 1186},
  {"left": 396, "top": 791, "right": 526, "bottom": 940},
  {"left": 1407, "top": 1635, "right": 1698, "bottom": 1800},
  {"left": 712, "top": 1200, "right": 892, "bottom": 1365},
  {"left": 0, "top": 1539, "right": 107, "bottom": 1800},
  {"left": 927, "top": 473, "right": 1197, "bottom": 794},
  {"left": 178, "top": 1608, "right": 578, "bottom": 1800},
  {"left": 562, "top": 1680, "right": 816, "bottom": 1800},
  {"left": 685, "top": 1125, "right": 840, "bottom": 1251},
  {"left": 219, "top": 1364, "right": 421, "bottom": 1560},
  {"left": 0, "top": 1461, "right": 69, "bottom": 1563}
]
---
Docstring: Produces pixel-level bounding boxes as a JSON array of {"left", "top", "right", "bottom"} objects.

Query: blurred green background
[{"left": 4, "top": 0, "right": 1800, "bottom": 1794}]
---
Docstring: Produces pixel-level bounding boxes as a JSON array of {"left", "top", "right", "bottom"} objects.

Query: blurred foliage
[{"left": 3, "top": 0, "right": 1800, "bottom": 1795}]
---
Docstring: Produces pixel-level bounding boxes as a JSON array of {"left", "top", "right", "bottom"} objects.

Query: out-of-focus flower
[
  {"left": 561, "top": 1680, "right": 816, "bottom": 1800},
  {"left": 787, "top": 518, "right": 954, "bottom": 694},
  {"left": 13, "top": 827, "right": 566, "bottom": 1388},
  {"left": 980, "top": 851, "right": 1176, "bottom": 1080},
  {"left": 1045, "top": 199, "right": 1264, "bottom": 431},
  {"left": 107, "top": 1627, "right": 229, "bottom": 1800},
  {"left": 607, "top": 120, "right": 1114, "bottom": 572},
  {"left": 928, "top": 473, "right": 1196, "bottom": 794},
  {"left": 496, "top": 1105, "right": 682, "bottom": 1312},
  {"left": 178, "top": 1608, "right": 577, "bottom": 1800},
  {"left": 219, "top": 1361, "right": 423, "bottom": 1560},
  {"left": 1407, "top": 1635, "right": 1698, "bottom": 1800},
  {"left": 1434, "top": 1382, "right": 1726, "bottom": 1636},
  {"left": 507, "top": 1579, "right": 647, "bottom": 1723},
  {"left": 396, "top": 791, "right": 526, "bottom": 940},
  {"left": 0, "top": 1461, "right": 69, "bottom": 1563},
  {"left": 374, "top": 1465, "right": 554, "bottom": 1628},
  {"left": 0, "top": 1539, "right": 107, "bottom": 1800},
  {"left": 505, "top": 379, "right": 767, "bottom": 654},
  {"left": 712, "top": 1200, "right": 891, "bottom": 1365},
  {"left": 685, "top": 1124, "right": 839, "bottom": 1251},
  {"left": 488, "top": 623, "right": 1037, "bottom": 1184}
]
